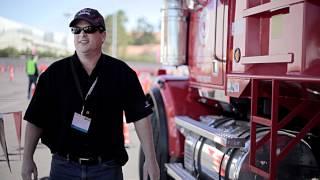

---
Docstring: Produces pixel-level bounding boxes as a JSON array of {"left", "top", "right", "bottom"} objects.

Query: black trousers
[{"left": 28, "top": 75, "right": 37, "bottom": 99}]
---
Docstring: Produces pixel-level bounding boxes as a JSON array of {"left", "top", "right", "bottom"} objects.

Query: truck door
[{"left": 189, "top": 0, "right": 228, "bottom": 88}]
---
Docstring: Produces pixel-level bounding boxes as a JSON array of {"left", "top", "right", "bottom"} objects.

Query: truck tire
[{"left": 139, "top": 88, "right": 170, "bottom": 180}]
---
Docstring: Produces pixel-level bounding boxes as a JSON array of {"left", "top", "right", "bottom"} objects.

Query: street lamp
[
  {"left": 112, "top": 12, "right": 117, "bottom": 58},
  {"left": 63, "top": 12, "right": 73, "bottom": 52}
]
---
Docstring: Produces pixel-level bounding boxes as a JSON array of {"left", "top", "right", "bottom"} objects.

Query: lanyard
[{"left": 70, "top": 60, "right": 98, "bottom": 115}]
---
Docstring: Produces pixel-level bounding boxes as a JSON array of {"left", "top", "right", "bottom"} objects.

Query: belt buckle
[{"left": 78, "top": 157, "right": 90, "bottom": 165}]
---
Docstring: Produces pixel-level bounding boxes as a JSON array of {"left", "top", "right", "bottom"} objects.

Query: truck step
[
  {"left": 175, "top": 116, "right": 246, "bottom": 148},
  {"left": 165, "top": 163, "right": 196, "bottom": 180}
]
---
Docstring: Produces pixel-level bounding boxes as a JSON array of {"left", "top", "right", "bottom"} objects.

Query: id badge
[{"left": 71, "top": 112, "right": 91, "bottom": 133}]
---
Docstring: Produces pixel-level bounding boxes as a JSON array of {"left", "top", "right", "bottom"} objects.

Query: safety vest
[{"left": 26, "top": 59, "right": 37, "bottom": 75}]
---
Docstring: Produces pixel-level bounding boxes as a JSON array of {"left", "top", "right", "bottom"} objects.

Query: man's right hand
[
  {"left": 21, "top": 158, "right": 38, "bottom": 180},
  {"left": 21, "top": 122, "right": 43, "bottom": 180}
]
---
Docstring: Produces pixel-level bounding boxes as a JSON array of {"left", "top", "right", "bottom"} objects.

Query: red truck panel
[{"left": 231, "top": 0, "right": 320, "bottom": 77}]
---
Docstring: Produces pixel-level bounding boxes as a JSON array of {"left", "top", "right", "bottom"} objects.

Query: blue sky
[{"left": 0, "top": 0, "right": 163, "bottom": 33}]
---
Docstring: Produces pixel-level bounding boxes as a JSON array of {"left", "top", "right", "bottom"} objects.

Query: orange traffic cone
[
  {"left": 31, "top": 84, "right": 36, "bottom": 97},
  {"left": 0, "top": 65, "right": 4, "bottom": 73},
  {"left": 123, "top": 121, "right": 130, "bottom": 148},
  {"left": 9, "top": 65, "right": 14, "bottom": 81},
  {"left": 138, "top": 72, "right": 152, "bottom": 93}
]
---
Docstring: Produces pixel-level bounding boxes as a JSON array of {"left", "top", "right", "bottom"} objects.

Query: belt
[{"left": 56, "top": 152, "right": 105, "bottom": 166}]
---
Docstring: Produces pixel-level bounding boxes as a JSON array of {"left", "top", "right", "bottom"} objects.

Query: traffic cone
[
  {"left": 31, "top": 84, "right": 36, "bottom": 97},
  {"left": 123, "top": 121, "right": 130, "bottom": 148},
  {"left": 9, "top": 65, "right": 14, "bottom": 81},
  {"left": 0, "top": 65, "right": 4, "bottom": 73},
  {"left": 138, "top": 72, "right": 152, "bottom": 93}
]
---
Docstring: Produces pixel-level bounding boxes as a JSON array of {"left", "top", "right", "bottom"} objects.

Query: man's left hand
[{"left": 143, "top": 158, "right": 160, "bottom": 180}]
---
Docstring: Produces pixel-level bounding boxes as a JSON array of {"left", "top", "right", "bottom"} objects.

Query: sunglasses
[{"left": 71, "top": 26, "right": 103, "bottom": 34}]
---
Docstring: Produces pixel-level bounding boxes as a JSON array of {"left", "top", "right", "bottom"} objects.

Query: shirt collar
[{"left": 71, "top": 52, "right": 104, "bottom": 79}]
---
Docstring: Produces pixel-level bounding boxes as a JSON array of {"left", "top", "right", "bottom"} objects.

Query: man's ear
[{"left": 102, "top": 32, "right": 107, "bottom": 43}]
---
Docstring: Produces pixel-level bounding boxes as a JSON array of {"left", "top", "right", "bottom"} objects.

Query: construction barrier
[{"left": 0, "top": 111, "right": 22, "bottom": 172}]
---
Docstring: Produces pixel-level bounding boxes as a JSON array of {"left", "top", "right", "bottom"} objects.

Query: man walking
[
  {"left": 25, "top": 54, "right": 38, "bottom": 99},
  {"left": 21, "top": 8, "right": 159, "bottom": 180}
]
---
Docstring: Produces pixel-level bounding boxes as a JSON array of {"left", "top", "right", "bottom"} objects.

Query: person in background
[
  {"left": 25, "top": 54, "right": 39, "bottom": 99},
  {"left": 21, "top": 8, "right": 160, "bottom": 180}
]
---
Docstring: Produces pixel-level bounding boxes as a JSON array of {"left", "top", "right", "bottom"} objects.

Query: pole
[
  {"left": 112, "top": 13, "right": 117, "bottom": 57},
  {"left": 64, "top": 13, "right": 72, "bottom": 50}
]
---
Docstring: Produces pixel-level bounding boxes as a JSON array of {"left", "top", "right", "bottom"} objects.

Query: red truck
[{"left": 139, "top": 0, "right": 320, "bottom": 179}]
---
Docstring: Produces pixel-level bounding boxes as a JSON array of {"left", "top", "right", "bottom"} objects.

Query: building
[{"left": 0, "top": 16, "right": 72, "bottom": 56}]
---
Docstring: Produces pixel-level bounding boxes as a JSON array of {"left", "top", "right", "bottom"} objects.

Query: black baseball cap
[{"left": 69, "top": 8, "right": 105, "bottom": 31}]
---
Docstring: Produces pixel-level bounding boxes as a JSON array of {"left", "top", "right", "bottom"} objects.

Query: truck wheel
[{"left": 139, "top": 88, "right": 170, "bottom": 180}]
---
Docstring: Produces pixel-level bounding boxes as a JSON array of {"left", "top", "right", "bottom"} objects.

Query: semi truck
[{"left": 139, "top": 0, "right": 320, "bottom": 179}]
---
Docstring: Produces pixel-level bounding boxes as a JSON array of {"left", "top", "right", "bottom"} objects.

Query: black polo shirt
[{"left": 24, "top": 53, "right": 153, "bottom": 165}]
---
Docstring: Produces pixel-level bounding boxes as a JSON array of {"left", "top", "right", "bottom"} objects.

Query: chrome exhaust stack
[{"left": 160, "top": 0, "right": 188, "bottom": 66}]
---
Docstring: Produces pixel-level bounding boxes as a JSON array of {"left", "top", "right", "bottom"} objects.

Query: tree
[
  {"left": 131, "top": 17, "right": 157, "bottom": 45},
  {"left": 103, "top": 10, "right": 130, "bottom": 58},
  {"left": 0, "top": 47, "right": 20, "bottom": 57}
]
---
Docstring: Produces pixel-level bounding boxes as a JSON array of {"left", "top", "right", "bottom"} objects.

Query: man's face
[{"left": 73, "top": 20, "right": 106, "bottom": 54}]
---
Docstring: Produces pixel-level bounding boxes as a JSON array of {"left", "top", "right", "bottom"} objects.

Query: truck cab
[{"left": 140, "top": 0, "right": 320, "bottom": 179}]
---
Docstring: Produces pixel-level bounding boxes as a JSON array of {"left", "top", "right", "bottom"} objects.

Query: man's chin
[{"left": 76, "top": 48, "right": 91, "bottom": 54}]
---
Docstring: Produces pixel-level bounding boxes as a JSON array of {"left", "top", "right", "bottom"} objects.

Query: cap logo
[
  {"left": 70, "top": 8, "right": 105, "bottom": 31},
  {"left": 78, "top": 9, "right": 91, "bottom": 16}
]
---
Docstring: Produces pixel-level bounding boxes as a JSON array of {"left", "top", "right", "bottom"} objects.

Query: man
[
  {"left": 25, "top": 55, "right": 38, "bottom": 99},
  {"left": 21, "top": 8, "right": 159, "bottom": 180}
]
